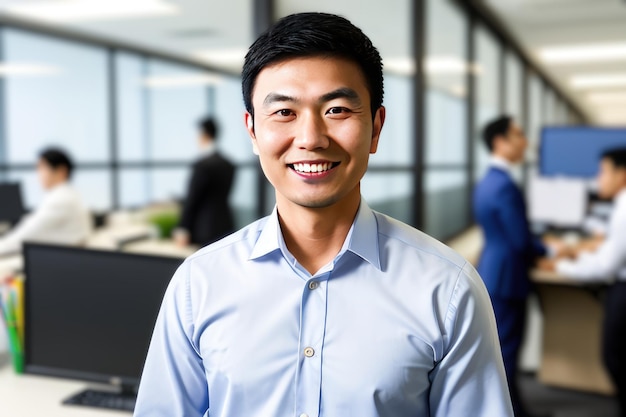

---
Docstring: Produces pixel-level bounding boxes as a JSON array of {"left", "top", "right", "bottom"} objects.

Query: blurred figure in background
[
  {"left": 0, "top": 147, "right": 92, "bottom": 256},
  {"left": 174, "top": 117, "right": 235, "bottom": 247},
  {"left": 540, "top": 148, "right": 626, "bottom": 417},
  {"left": 474, "top": 115, "right": 556, "bottom": 417}
]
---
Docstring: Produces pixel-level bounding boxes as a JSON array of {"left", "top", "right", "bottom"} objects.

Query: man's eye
[
  {"left": 327, "top": 107, "right": 350, "bottom": 115},
  {"left": 276, "top": 109, "right": 294, "bottom": 117}
]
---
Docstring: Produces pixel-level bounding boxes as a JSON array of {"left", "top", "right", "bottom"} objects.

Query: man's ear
[
  {"left": 369, "top": 106, "right": 386, "bottom": 154},
  {"left": 244, "top": 112, "right": 259, "bottom": 155}
]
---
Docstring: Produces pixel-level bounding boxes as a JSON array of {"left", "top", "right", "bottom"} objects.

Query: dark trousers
[
  {"left": 491, "top": 297, "right": 527, "bottom": 416},
  {"left": 603, "top": 282, "right": 626, "bottom": 417}
]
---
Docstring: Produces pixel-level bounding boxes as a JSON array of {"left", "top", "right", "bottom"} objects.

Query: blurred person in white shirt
[
  {"left": 539, "top": 147, "right": 626, "bottom": 417},
  {"left": 0, "top": 147, "right": 92, "bottom": 256}
]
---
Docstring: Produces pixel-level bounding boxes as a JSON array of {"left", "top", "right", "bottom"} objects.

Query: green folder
[{"left": 4, "top": 292, "right": 23, "bottom": 373}]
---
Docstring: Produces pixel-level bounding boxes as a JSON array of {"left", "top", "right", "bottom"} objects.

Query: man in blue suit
[{"left": 474, "top": 116, "right": 553, "bottom": 417}]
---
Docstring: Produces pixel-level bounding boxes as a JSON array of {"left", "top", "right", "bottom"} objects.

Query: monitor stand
[{"left": 63, "top": 384, "right": 137, "bottom": 412}]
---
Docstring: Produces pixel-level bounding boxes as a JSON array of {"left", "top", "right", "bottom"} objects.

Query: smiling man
[{"left": 134, "top": 12, "right": 512, "bottom": 417}]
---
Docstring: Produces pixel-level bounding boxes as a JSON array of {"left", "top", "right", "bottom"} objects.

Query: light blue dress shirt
[{"left": 134, "top": 199, "right": 513, "bottom": 417}]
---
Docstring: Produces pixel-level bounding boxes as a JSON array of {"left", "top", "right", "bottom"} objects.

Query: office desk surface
[
  {"left": 531, "top": 268, "right": 586, "bottom": 285},
  {"left": 0, "top": 359, "right": 130, "bottom": 416},
  {"left": 122, "top": 238, "right": 197, "bottom": 258},
  {"left": 531, "top": 269, "right": 615, "bottom": 395}
]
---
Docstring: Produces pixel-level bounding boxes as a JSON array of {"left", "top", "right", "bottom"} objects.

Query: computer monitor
[
  {"left": 540, "top": 126, "right": 626, "bottom": 178},
  {"left": 23, "top": 243, "right": 183, "bottom": 411},
  {"left": 0, "top": 182, "right": 25, "bottom": 226}
]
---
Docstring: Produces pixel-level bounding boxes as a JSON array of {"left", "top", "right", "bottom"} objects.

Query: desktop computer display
[
  {"left": 0, "top": 182, "right": 25, "bottom": 226},
  {"left": 540, "top": 126, "right": 626, "bottom": 178},
  {"left": 23, "top": 243, "right": 183, "bottom": 411}
]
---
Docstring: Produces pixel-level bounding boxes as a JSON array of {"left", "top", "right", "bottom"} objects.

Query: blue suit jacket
[{"left": 473, "top": 167, "right": 546, "bottom": 300}]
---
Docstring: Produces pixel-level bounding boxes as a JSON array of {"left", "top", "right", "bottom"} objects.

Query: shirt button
[
  {"left": 308, "top": 281, "right": 319, "bottom": 290},
  {"left": 299, "top": 414, "right": 309, "bottom": 417},
  {"left": 303, "top": 347, "right": 315, "bottom": 357}
]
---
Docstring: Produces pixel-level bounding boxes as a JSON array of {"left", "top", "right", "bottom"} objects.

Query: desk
[
  {"left": 0, "top": 358, "right": 129, "bottom": 416},
  {"left": 532, "top": 269, "right": 615, "bottom": 395},
  {"left": 122, "top": 238, "right": 197, "bottom": 258}
]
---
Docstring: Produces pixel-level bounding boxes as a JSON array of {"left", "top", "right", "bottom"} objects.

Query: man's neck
[
  {"left": 46, "top": 179, "right": 67, "bottom": 191},
  {"left": 199, "top": 141, "right": 216, "bottom": 156},
  {"left": 276, "top": 192, "right": 360, "bottom": 275},
  {"left": 491, "top": 152, "right": 516, "bottom": 166}
]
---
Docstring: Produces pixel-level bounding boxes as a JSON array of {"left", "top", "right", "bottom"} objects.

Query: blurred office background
[
  {"left": 0, "top": 0, "right": 607, "bottom": 242},
  {"left": 1, "top": 0, "right": 625, "bottom": 414}
]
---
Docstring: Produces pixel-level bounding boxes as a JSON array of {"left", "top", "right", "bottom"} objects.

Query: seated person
[
  {"left": 539, "top": 147, "right": 626, "bottom": 417},
  {"left": 0, "top": 148, "right": 93, "bottom": 256}
]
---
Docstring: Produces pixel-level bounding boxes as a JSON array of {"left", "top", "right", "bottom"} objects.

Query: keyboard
[{"left": 63, "top": 388, "right": 136, "bottom": 412}]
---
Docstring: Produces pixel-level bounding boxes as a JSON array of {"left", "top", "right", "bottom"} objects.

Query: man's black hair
[
  {"left": 601, "top": 147, "right": 626, "bottom": 169},
  {"left": 199, "top": 117, "right": 219, "bottom": 140},
  {"left": 242, "top": 12, "right": 384, "bottom": 121},
  {"left": 482, "top": 115, "right": 512, "bottom": 152},
  {"left": 39, "top": 147, "right": 74, "bottom": 179}
]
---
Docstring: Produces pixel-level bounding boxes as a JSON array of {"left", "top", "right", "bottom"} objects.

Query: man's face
[
  {"left": 496, "top": 121, "right": 528, "bottom": 163},
  {"left": 37, "top": 159, "right": 55, "bottom": 190},
  {"left": 597, "top": 158, "right": 626, "bottom": 199},
  {"left": 245, "top": 56, "right": 385, "bottom": 210}
]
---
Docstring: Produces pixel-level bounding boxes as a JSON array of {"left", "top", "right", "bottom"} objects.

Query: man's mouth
[{"left": 288, "top": 162, "right": 340, "bottom": 174}]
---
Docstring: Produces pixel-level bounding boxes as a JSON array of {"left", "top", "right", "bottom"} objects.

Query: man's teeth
[{"left": 293, "top": 162, "right": 333, "bottom": 173}]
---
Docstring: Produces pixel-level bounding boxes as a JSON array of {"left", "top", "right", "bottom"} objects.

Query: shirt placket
[{"left": 294, "top": 271, "right": 331, "bottom": 417}]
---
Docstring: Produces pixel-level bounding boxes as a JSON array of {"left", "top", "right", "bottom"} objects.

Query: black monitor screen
[
  {"left": 0, "top": 182, "right": 25, "bottom": 225},
  {"left": 540, "top": 126, "right": 626, "bottom": 178},
  {"left": 24, "top": 243, "right": 182, "bottom": 388}
]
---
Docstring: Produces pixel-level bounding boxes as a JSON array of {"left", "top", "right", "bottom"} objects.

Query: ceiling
[
  {"left": 0, "top": 0, "right": 623, "bottom": 126},
  {"left": 0, "top": 0, "right": 412, "bottom": 74},
  {"left": 481, "top": 0, "right": 626, "bottom": 126}
]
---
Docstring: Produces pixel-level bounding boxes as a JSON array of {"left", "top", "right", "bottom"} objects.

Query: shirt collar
[
  {"left": 615, "top": 188, "right": 626, "bottom": 207},
  {"left": 489, "top": 155, "right": 514, "bottom": 174},
  {"left": 249, "top": 199, "right": 381, "bottom": 271},
  {"left": 46, "top": 181, "right": 70, "bottom": 194}
]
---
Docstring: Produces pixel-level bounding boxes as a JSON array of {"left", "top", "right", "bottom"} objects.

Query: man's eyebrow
[
  {"left": 319, "top": 88, "right": 362, "bottom": 106},
  {"left": 262, "top": 88, "right": 362, "bottom": 107},
  {"left": 263, "top": 93, "right": 299, "bottom": 107}
]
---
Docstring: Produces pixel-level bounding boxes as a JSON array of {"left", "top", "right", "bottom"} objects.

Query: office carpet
[{"left": 520, "top": 373, "right": 619, "bottom": 416}]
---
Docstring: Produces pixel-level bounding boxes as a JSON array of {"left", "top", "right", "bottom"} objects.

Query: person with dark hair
[
  {"left": 135, "top": 13, "right": 512, "bottom": 417},
  {"left": 540, "top": 147, "right": 626, "bottom": 417},
  {"left": 174, "top": 116, "right": 235, "bottom": 247},
  {"left": 473, "top": 115, "right": 557, "bottom": 417},
  {"left": 0, "top": 147, "right": 92, "bottom": 256}
]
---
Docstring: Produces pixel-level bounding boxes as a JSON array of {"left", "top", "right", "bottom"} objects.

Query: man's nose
[{"left": 293, "top": 112, "right": 330, "bottom": 150}]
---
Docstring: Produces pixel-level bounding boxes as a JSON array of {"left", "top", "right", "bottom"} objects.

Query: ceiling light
[
  {"left": 143, "top": 74, "right": 222, "bottom": 88},
  {"left": 539, "top": 42, "right": 626, "bottom": 64},
  {"left": 425, "top": 56, "right": 467, "bottom": 74},
  {"left": 383, "top": 57, "right": 415, "bottom": 76},
  {"left": 571, "top": 73, "right": 626, "bottom": 89},
  {"left": 3, "top": 0, "right": 178, "bottom": 22},
  {"left": 381, "top": 56, "right": 483, "bottom": 77},
  {"left": 193, "top": 49, "right": 248, "bottom": 69},
  {"left": 0, "top": 63, "right": 61, "bottom": 76},
  {"left": 425, "top": 56, "right": 482, "bottom": 75},
  {"left": 587, "top": 91, "right": 626, "bottom": 104}
]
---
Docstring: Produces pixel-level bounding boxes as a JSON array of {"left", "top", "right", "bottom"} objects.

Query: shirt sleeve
[
  {"left": 0, "top": 198, "right": 62, "bottom": 255},
  {"left": 556, "top": 238, "right": 626, "bottom": 282},
  {"left": 133, "top": 260, "right": 209, "bottom": 417},
  {"left": 429, "top": 262, "right": 514, "bottom": 417},
  {"left": 556, "top": 204, "right": 626, "bottom": 282}
]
